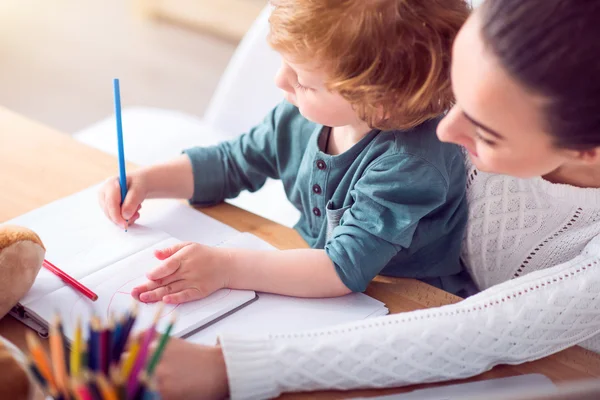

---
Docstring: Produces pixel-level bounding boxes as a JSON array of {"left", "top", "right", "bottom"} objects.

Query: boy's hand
[
  {"left": 131, "top": 242, "right": 230, "bottom": 304},
  {"left": 98, "top": 172, "right": 148, "bottom": 228}
]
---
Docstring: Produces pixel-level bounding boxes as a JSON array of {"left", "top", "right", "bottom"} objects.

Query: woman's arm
[{"left": 219, "top": 236, "right": 600, "bottom": 399}]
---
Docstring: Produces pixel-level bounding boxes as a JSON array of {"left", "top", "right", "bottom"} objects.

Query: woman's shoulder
[{"left": 466, "top": 161, "right": 600, "bottom": 208}]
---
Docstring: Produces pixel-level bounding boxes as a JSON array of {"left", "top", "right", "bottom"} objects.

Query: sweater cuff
[
  {"left": 219, "top": 334, "right": 280, "bottom": 400},
  {"left": 183, "top": 146, "right": 226, "bottom": 206}
]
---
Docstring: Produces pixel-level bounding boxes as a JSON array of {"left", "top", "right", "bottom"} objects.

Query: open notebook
[
  {"left": 6, "top": 187, "right": 257, "bottom": 339},
  {"left": 6, "top": 186, "right": 388, "bottom": 341}
]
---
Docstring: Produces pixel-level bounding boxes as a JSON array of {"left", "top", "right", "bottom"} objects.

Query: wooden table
[{"left": 1, "top": 106, "right": 600, "bottom": 398}]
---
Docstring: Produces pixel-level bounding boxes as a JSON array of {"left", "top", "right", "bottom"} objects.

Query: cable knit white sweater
[{"left": 219, "top": 163, "right": 600, "bottom": 399}]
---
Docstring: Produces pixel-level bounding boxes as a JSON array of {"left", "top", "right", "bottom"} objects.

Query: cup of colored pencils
[{"left": 25, "top": 304, "right": 175, "bottom": 400}]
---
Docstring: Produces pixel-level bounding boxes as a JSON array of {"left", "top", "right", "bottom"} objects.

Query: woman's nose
[{"left": 437, "top": 106, "right": 472, "bottom": 147}]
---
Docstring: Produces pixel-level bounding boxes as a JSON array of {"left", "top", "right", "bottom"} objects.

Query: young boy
[{"left": 99, "top": 0, "right": 472, "bottom": 303}]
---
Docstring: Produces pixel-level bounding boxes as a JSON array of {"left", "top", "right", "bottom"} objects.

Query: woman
[{"left": 154, "top": 0, "right": 600, "bottom": 398}]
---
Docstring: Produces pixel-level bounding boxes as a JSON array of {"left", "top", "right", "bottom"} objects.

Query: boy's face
[{"left": 274, "top": 55, "right": 362, "bottom": 127}]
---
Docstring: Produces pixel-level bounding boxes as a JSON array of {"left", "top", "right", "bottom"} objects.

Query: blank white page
[{"left": 138, "top": 199, "right": 239, "bottom": 246}]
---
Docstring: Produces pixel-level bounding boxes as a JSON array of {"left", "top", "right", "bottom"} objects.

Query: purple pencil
[{"left": 127, "top": 303, "right": 163, "bottom": 398}]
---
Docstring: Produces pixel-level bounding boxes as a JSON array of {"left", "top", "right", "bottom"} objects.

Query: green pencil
[{"left": 145, "top": 315, "right": 176, "bottom": 376}]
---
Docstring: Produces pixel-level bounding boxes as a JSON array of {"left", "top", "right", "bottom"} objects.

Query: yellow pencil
[
  {"left": 120, "top": 336, "right": 141, "bottom": 381},
  {"left": 70, "top": 317, "right": 82, "bottom": 378},
  {"left": 26, "top": 331, "right": 57, "bottom": 392},
  {"left": 50, "top": 315, "right": 69, "bottom": 398}
]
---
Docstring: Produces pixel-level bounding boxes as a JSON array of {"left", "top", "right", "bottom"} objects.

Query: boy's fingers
[
  {"left": 146, "top": 257, "right": 183, "bottom": 281},
  {"left": 121, "top": 187, "right": 144, "bottom": 220},
  {"left": 128, "top": 212, "right": 141, "bottom": 225},
  {"left": 103, "top": 179, "right": 125, "bottom": 226},
  {"left": 163, "top": 288, "right": 204, "bottom": 304},
  {"left": 131, "top": 280, "right": 161, "bottom": 299},
  {"left": 139, "top": 280, "right": 187, "bottom": 303},
  {"left": 154, "top": 242, "right": 192, "bottom": 260}
]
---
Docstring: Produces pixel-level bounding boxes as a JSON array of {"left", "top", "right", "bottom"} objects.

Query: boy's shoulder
[{"left": 369, "top": 116, "right": 464, "bottom": 176}]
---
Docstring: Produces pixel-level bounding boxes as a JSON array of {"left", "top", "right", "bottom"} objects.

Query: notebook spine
[{"left": 9, "top": 304, "right": 49, "bottom": 338}]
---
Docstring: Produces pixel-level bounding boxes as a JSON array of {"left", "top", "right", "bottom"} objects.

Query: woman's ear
[{"left": 568, "top": 147, "right": 600, "bottom": 165}]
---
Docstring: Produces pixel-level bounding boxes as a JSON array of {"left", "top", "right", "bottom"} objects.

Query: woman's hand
[
  {"left": 131, "top": 242, "right": 230, "bottom": 304},
  {"left": 155, "top": 340, "right": 229, "bottom": 400}
]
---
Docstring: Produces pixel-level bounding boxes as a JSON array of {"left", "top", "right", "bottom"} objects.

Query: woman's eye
[{"left": 474, "top": 129, "right": 497, "bottom": 146}]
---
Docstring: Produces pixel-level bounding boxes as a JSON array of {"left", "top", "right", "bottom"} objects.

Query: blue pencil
[{"left": 113, "top": 78, "right": 128, "bottom": 231}]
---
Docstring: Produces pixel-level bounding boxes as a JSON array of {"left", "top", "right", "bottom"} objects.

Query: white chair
[
  {"left": 203, "top": 6, "right": 282, "bottom": 135},
  {"left": 74, "top": 6, "right": 301, "bottom": 228}
]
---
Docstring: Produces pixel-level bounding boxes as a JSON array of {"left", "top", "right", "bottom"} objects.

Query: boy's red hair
[{"left": 268, "top": 0, "right": 470, "bottom": 130}]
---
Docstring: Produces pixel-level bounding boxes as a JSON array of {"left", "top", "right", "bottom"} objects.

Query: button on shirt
[{"left": 184, "top": 101, "right": 469, "bottom": 294}]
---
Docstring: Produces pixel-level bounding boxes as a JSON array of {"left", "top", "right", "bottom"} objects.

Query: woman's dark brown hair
[{"left": 481, "top": 0, "right": 600, "bottom": 149}]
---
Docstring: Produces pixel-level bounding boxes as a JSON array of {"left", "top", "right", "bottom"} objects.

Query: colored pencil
[
  {"left": 71, "top": 318, "right": 82, "bottom": 378},
  {"left": 86, "top": 373, "right": 103, "bottom": 400},
  {"left": 96, "top": 373, "right": 119, "bottom": 400},
  {"left": 56, "top": 315, "right": 70, "bottom": 374},
  {"left": 80, "top": 342, "right": 88, "bottom": 378},
  {"left": 120, "top": 336, "right": 141, "bottom": 381},
  {"left": 48, "top": 387, "right": 60, "bottom": 400},
  {"left": 146, "top": 314, "right": 176, "bottom": 377},
  {"left": 25, "top": 302, "right": 172, "bottom": 400},
  {"left": 113, "top": 304, "right": 138, "bottom": 363},
  {"left": 72, "top": 378, "right": 94, "bottom": 400},
  {"left": 43, "top": 259, "right": 98, "bottom": 301},
  {"left": 87, "top": 319, "right": 96, "bottom": 371},
  {"left": 127, "top": 304, "right": 163, "bottom": 397},
  {"left": 132, "top": 372, "right": 148, "bottom": 400},
  {"left": 100, "top": 323, "right": 110, "bottom": 375},
  {"left": 113, "top": 78, "right": 129, "bottom": 231},
  {"left": 105, "top": 316, "right": 115, "bottom": 374},
  {"left": 49, "top": 316, "right": 69, "bottom": 398},
  {"left": 89, "top": 317, "right": 101, "bottom": 372},
  {"left": 27, "top": 357, "right": 49, "bottom": 394},
  {"left": 26, "top": 331, "right": 57, "bottom": 391},
  {"left": 110, "top": 365, "right": 127, "bottom": 400},
  {"left": 111, "top": 314, "right": 124, "bottom": 364}
]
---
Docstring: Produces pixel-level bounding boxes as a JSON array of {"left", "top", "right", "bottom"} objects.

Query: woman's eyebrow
[{"left": 462, "top": 111, "right": 505, "bottom": 139}]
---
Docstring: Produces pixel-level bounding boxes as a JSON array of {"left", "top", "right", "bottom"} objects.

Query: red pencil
[{"left": 43, "top": 259, "right": 98, "bottom": 301}]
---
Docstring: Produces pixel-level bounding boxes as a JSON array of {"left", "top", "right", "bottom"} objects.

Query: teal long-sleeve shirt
[{"left": 184, "top": 101, "right": 470, "bottom": 294}]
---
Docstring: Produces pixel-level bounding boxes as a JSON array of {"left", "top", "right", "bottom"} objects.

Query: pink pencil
[
  {"left": 127, "top": 303, "right": 163, "bottom": 397},
  {"left": 43, "top": 259, "right": 98, "bottom": 301}
]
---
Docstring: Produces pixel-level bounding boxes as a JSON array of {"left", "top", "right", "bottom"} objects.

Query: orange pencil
[
  {"left": 43, "top": 259, "right": 98, "bottom": 301},
  {"left": 50, "top": 315, "right": 69, "bottom": 398},
  {"left": 96, "top": 373, "right": 118, "bottom": 400},
  {"left": 26, "top": 331, "right": 57, "bottom": 392}
]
